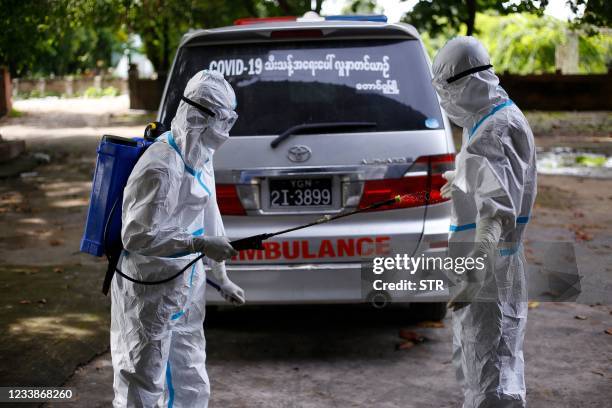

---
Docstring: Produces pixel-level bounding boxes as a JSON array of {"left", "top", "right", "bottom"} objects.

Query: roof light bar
[
  {"left": 234, "top": 16, "right": 296, "bottom": 25},
  {"left": 325, "top": 15, "right": 388, "bottom": 23}
]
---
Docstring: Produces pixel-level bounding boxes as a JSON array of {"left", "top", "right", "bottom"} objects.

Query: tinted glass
[{"left": 161, "top": 39, "right": 443, "bottom": 136}]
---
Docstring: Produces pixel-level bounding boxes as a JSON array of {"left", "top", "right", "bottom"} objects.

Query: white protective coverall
[
  {"left": 111, "top": 70, "right": 243, "bottom": 407},
  {"left": 432, "top": 37, "right": 537, "bottom": 407}
]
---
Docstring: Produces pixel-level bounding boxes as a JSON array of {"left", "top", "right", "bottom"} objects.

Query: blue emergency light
[{"left": 325, "top": 15, "right": 388, "bottom": 23}]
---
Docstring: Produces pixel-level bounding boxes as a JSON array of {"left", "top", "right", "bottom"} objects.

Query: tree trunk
[
  {"left": 315, "top": 0, "right": 324, "bottom": 13},
  {"left": 465, "top": 0, "right": 476, "bottom": 36},
  {"left": 277, "top": 0, "right": 292, "bottom": 14},
  {"left": 161, "top": 13, "right": 169, "bottom": 76}
]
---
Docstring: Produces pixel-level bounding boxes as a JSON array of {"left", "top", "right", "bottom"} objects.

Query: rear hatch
[{"left": 160, "top": 23, "right": 452, "bottom": 263}]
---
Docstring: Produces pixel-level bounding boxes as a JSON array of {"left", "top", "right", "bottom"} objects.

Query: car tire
[{"left": 409, "top": 302, "right": 447, "bottom": 321}]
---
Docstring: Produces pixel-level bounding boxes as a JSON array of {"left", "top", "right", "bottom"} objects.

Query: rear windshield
[{"left": 161, "top": 39, "right": 443, "bottom": 136}]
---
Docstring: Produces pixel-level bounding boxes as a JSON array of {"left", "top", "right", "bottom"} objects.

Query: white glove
[
  {"left": 441, "top": 170, "right": 456, "bottom": 199},
  {"left": 219, "top": 279, "right": 246, "bottom": 305},
  {"left": 192, "top": 236, "right": 238, "bottom": 262},
  {"left": 448, "top": 216, "right": 502, "bottom": 311}
]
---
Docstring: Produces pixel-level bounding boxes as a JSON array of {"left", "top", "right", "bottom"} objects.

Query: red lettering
[
  {"left": 375, "top": 236, "right": 391, "bottom": 255},
  {"left": 265, "top": 242, "right": 281, "bottom": 259},
  {"left": 337, "top": 239, "right": 355, "bottom": 257},
  {"left": 357, "top": 237, "right": 374, "bottom": 256},
  {"left": 318, "top": 239, "right": 336, "bottom": 258},
  {"left": 239, "top": 249, "right": 263, "bottom": 261},
  {"left": 282, "top": 241, "right": 300, "bottom": 259},
  {"left": 301, "top": 240, "right": 317, "bottom": 259}
]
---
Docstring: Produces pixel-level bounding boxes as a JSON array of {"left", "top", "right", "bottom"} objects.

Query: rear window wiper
[{"left": 270, "top": 122, "right": 377, "bottom": 148}]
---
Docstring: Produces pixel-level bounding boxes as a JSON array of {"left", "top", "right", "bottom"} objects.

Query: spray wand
[
  {"left": 229, "top": 195, "right": 403, "bottom": 251},
  {"left": 112, "top": 195, "right": 404, "bottom": 297}
]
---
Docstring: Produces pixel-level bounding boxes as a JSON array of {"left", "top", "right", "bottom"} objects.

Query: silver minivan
[{"left": 158, "top": 14, "right": 454, "bottom": 319}]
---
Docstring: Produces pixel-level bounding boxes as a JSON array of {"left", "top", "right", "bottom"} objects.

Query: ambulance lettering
[{"left": 234, "top": 237, "right": 391, "bottom": 261}]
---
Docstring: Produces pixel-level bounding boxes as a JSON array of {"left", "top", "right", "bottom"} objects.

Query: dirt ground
[{"left": 0, "top": 98, "right": 611, "bottom": 407}]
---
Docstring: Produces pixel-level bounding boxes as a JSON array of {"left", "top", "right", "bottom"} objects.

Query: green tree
[
  {"left": 122, "top": 0, "right": 327, "bottom": 76},
  {"left": 0, "top": 0, "right": 51, "bottom": 76},
  {"left": 477, "top": 13, "right": 565, "bottom": 74},
  {"left": 568, "top": 0, "right": 611, "bottom": 31},
  {"left": 343, "top": 0, "right": 377, "bottom": 14},
  {"left": 402, "top": 0, "right": 548, "bottom": 37},
  {"left": 0, "top": 0, "right": 126, "bottom": 76},
  {"left": 420, "top": 12, "right": 611, "bottom": 75},
  {"left": 1, "top": 0, "right": 328, "bottom": 77}
]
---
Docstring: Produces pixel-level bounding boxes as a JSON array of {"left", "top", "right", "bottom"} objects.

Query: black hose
[{"left": 103, "top": 196, "right": 212, "bottom": 288}]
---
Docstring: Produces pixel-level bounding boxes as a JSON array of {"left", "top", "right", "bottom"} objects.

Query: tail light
[
  {"left": 357, "top": 153, "right": 455, "bottom": 211},
  {"left": 216, "top": 184, "right": 246, "bottom": 215}
]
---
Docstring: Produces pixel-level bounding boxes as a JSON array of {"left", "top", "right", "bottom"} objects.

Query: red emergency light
[{"left": 234, "top": 16, "right": 296, "bottom": 25}]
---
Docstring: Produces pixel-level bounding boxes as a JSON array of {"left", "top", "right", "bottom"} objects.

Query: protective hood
[
  {"left": 171, "top": 70, "right": 237, "bottom": 169},
  {"left": 432, "top": 36, "right": 508, "bottom": 128}
]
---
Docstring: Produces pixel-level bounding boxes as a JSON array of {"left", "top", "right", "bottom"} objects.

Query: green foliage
[
  {"left": 403, "top": 0, "right": 547, "bottom": 37},
  {"left": 4, "top": 0, "right": 607, "bottom": 77},
  {"left": 127, "top": 0, "right": 324, "bottom": 74},
  {"left": 0, "top": 0, "right": 50, "bottom": 76},
  {"left": 1, "top": 0, "right": 128, "bottom": 77},
  {"left": 577, "top": 32, "right": 612, "bottom": 73},
  {"left": 575, "top": 154, "right": 606, "bottom": 167},
  {"left": 344, "top": 0, "right": 378, "bottom": 14},
  {"left": 421, "top": 12, "right": 611, "bottom": 74},
  {"left": 16, "top": 89, "right": 62, "bottom": 99},
  {"left": 567, "top": 0, "right": 611, "bottom": 32},
  {"left": 477, "top": 13, "right": 564, "bottom": 74},
  {"left": 2, "top": 0, "right": 324, "bottom": 77},
  {"left": 83, "top": 86, "right": 120, "bottom": 98},
  {"left": 8, "top": 108, "right": 23, "bottom": 118}
]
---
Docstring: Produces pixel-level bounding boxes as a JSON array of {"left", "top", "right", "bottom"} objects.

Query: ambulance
[{"left": 158, "top": 13, "right": 454, "bottom": 320}]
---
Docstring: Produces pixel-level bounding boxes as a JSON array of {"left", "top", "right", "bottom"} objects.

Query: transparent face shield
[
  {"left": 431, "top": 64, "right": 494, "bottom": 127},
  {"left": 181, "top": 96, "right": 238, "bottom": 134},
  {"left": 431, "top": 64, "right": 493, "bottom": 94}
]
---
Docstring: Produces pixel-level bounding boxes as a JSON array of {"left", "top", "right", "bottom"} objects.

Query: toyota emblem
[{"left": 287, "top": 145, "right": 312, "bottom": 163}]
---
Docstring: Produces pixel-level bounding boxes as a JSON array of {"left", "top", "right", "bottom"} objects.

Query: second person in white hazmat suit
[
  {"left": 431, "top": 37, "right": 537, "bottom": 407},
  {"left": 111, "top": 70, "right": 244, "bottom": 407}
]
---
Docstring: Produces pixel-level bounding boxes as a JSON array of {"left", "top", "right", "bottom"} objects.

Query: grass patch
[{"left": 8, "top": 108, "right": 23, "bottom": 118}]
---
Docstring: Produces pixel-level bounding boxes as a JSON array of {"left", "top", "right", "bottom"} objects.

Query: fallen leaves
[
  {"left": 569, "top": 224, "right": 593, "bottom": 241},
  {"left": 417, "top": 320, "right": 445, "bottom": 329},
  {"left": 395, "top": 324, "right": 442, "bottom": 351},
  {"left": 605, "top": 328, "right": 612, "bottom": 335},
  {"left": 399, "top": 329, "right": 427, "bottom": 343},
  {"left": 528, "top": 301, "right": 540, "bottom": 309},
  {"left": 49, "top": 239, "right": 64, "bottom": 247},
  {"left": 574, "top": 315, "right": 587, "bottom": 320},
  {"left": 396, "top": 341, "right": 415, "bottom": 351}
]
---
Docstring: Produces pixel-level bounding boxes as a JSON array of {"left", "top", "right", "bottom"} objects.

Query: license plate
[{"left": 269, "top": 178, "right": 333, "bottom": 207}]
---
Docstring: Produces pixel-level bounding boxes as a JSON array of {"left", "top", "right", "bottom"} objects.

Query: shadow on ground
[{"left": 0, "top": 264, "right": 109, "bottom": 388}]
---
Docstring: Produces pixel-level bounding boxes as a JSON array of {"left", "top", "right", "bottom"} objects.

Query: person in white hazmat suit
[
  {"left": 110, "top": 70, "right": 245, "bottom": 407},
  {"left": 431, "top": 37, "right": 537, "bottom": 407}
]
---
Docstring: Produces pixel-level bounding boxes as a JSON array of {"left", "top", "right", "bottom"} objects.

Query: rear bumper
[{"left": 210, "top": 202, "right": 452, "bottom": 304}]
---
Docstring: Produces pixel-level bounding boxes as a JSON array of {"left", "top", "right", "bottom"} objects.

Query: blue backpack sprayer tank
[{"left": 80, "top": 122, "right": 406, "bottom": 299}]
